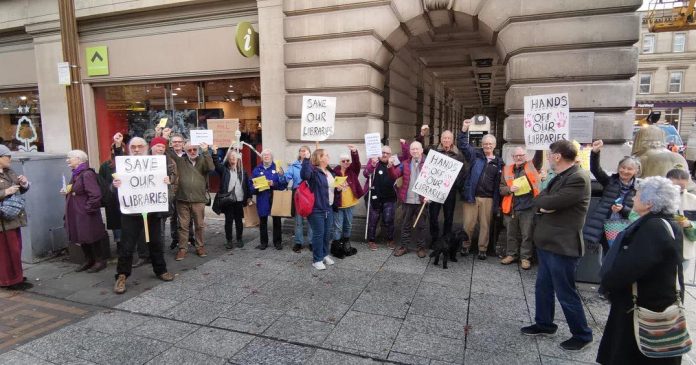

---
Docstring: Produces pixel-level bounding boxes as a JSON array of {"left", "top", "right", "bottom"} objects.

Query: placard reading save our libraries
[
  {"left": 300, "top": 95, "right": 336, "bottom": 141},
  {"left": 523, "top": 93, "right": 570, "bottom": 150},
  {"left": 115, "top": 155, "right": 168, "bottom": 214},
  {"left": 411, "top": 150, "right": 463, "bottom": 204}
]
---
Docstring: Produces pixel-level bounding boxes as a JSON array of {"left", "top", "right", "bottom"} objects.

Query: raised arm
[
  {"left": 457, "top": 120, "right": 476, "bottom": 163},
  {"left": 590, "top": 140, "right": 610, "bottom": 187}
]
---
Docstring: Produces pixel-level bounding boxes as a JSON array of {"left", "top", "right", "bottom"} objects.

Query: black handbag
[{"left": 212, "top": 191, "right": 235, "bottom": 215}]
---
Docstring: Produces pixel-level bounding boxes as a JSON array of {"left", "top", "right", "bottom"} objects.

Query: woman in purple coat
[{"left": 62, "top": 150, "right": 107, "bottom": 273}]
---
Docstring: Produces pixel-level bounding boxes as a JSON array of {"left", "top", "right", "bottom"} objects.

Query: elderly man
[
  {"left": 364, "top": 145, "right": 398, "bottom": 251},
  {"left": 522, "top": 140, "right": 593, "bottom": 351},
  {"left": 166, "top": 133, "right": 193, "bottom": 250},
  {"left": 112, "top": 137, "right": 174, "bottom": 294},
  {"left": 389, "top": 140, "right": 428, "bottom": 257},
  {"left": 499, "top": 147, "right": 543, "bottom": 269},
  {"left": 171, "top": 141, "right": 215, "bottom": 261},
  {"left": 457, "top": 119, "right": 504, "bottom": 260}
]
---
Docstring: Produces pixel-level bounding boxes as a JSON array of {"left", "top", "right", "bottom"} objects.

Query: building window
[
  {"left": 642, "top": 34, "right": 655, "bottom": 53},
  {"left": 664, "top": 108, "right": 681, "bottom": 129},
  {"left": 669, "top": 71, "right": 683, "bottom": 93},
  {"left": 639, "top": 73, "right": 652, "bottom": 94},
  {"left": 635, "top": 108, "right": 651, "bottom": 120},
  {"left": 0, "top": 90, "right": 44, "bottom": 152},
  {"left": 673, "top": 33, "right": 686, "bottom": 52}
]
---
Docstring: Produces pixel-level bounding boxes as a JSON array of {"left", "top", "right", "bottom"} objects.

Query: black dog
[
  {"left": 330, "top": 238, "right": 358, "bottom": 259},
  {"left": 430, "top": 229, "right": 468, "bottom": 269}
]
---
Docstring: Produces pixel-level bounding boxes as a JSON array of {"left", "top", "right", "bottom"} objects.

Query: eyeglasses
[
  {"left": 382, "top": 152, "right": 391, "bottom": 155},
  {"left": 341, "top": 159, "right": 351, "bottom": 163},
  {"left": 186, "top": 148, "right": 198, "bottom": 152},
  {"left": 513, "top": 154, "right": 526, "bottom": 158},
  {"left": 172, "top": 140, "right": 184, "bottom": 144},
  {"left": 131, "top": 144, "right": 146, "bottom": 148}
]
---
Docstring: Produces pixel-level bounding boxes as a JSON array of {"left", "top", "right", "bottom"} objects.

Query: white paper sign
[
  {"left": 523, "top": 93, "right": 570, "bottom": 150},
  {"left": 300, "top": 95, "right": 336, "bottom": 141},
  {"left": 115, "top": 155, "right": 168, "bottom": 214},
  {"left": 411, "top": 150, "right": 463, "bottom": 204},
  {"left": 364, "top": 133, "right": 382, "bottom": 158},
  {"left": 569, "top": 112, "right": 595, "bottom": 144},
  {"left": 57, "top": 62, "right": 71, "bottom": 85},
  {"left": 189, "top": 129, "right": 214, "bottom": 145}
]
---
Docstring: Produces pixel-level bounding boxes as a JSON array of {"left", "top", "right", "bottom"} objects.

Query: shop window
[
  {"left": 664, "top": 108, "right": 681, "bottom": 129},
  {"left": 639, "top": 73, "right": 652, "bottom": 94},
  {"left": 635, "top": 108, "right": 651, "bottom": 120},
  {"left": 0, "top": 90, "right": 44, "bottom": 152},
  {"left": 669, "top": 71, "right": 683, "bottom": 93},
  {"left": 673, "top": 33, "right": 686, "bottom": 53},
  {"left": 642, "top": 34, "right": 655, "bottom": 53}
]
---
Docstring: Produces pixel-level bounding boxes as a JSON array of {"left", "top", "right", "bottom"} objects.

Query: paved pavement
[{"left": 3, "top": 228, "right": 696, "bottom": 364}]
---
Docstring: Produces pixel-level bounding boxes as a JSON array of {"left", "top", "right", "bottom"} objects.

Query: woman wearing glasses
[{"left": 332, "top": 145, "right": 364, "bottom": 257}]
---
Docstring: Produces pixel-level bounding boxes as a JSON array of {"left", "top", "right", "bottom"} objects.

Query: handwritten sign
[
  {"left": 300, "top": 95, "right": 336, "bottom": 141},
  {"left": 364, "top": 133, "right": 382, "bottom": 158},
  {"left": 115, "top": 156, "right": 168, "bottom": 214},
  {"left": 208, "top": 119, "right": 239, "bottom": 147},
  {"left": 569, "top": 112, "right": 595, "bottom": 144},
  {"left": 523, "top": 93, "right": 570, "bottom": 150},
  {"left": 411, "top": 150, "right": 463, "bottom": 204},
  {"left": 190, "top": 129, "right": 213, "bottom": 145}
]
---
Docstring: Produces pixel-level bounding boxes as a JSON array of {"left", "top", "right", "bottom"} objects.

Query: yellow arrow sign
[{"left": 86, "top": 46, "right": 109, "bottom": 76}]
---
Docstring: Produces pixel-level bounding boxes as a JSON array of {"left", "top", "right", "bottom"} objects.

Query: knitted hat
[
  {"left": 0, "top": 145, "right": 11, "bottom": 157},
  {"left": 150, "top": 137, "right": 168, "bottom": 148}
]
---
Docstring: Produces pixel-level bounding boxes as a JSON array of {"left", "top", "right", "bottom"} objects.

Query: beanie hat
[{"left": 150, "top": 137, "right": 168, "bottom": 148}]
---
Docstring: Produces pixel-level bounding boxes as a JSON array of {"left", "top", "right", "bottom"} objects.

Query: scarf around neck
[{"left": 72, "top": 162, "right": 89, "bottom": 179}]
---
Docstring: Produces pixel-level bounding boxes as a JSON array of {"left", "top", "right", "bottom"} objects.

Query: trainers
[
  {"left": 368, "top": 242, "right": 378, "bottom": 251},
  {"left": 521, "top": 324, "right": 557, "bottom": 336},
  {"left": 312, "top": 261, "right": 326, "bottom": 270},
  {"left": 559, "top": 337, "right": 592, "bottom": 351},
  {"left": 394, "top": 246, "right": 408, "bottom": 257},
  {"left": 292, "top": 244, "right": 302, "bottom": 253},
  {"left": 175, "top": 249, "right": 187, "bottom": 261},
  {"left": 461, "top": 247, "right": 470, "bottom": 257},
  {"left": 158, "top": 272, "right": 175, "bottom": 281},
  {"left": 196, "top": 247, "right": 208, "bottom": 257},
  {"left": 477, "top": 253, "right": 487, "bottom": 260},
  {"left": 113, "top": 274, "right": 127, "bottom": 294},
  {"left": 323, "top": 256, "right": 335, "bottom": 265},
  {"left": 387, "top": 241, "right": 396, "bottom": 250},
  {"left": 500, "top": 256, "right": 516, "bottom": 265},
  {"left": 417, "top": 247, "right": 427, "bottom": 258},
  {"left": 520, "top": 259, "right": 532, "bottom": 270}
]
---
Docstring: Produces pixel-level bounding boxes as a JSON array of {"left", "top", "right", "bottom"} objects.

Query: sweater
[{"left": 333, "top": 150, "right": 365, "bottom": 208}]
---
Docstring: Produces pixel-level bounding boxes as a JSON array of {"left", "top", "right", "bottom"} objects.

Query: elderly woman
[
  {"left": 63, "top": 150, "right": 107, "bottom": 273},
  {"left": 285, "top": 146, "right": 312, "bottom": 252},
  {"left": 214, "top": 150, "right": 251, "bottom": 249},
  {"left": 250, "top": 149, "right": 287, "bottom": 250},
  {"left": 332, "top": 145, "right": 364, "bottom": 252},
  {"left": 597, "top": 176, "right": 684, "bottom": 364},
  {"left": 583, "top": 139, "right": 640, "bottom": 253},
  {"left": 301, "top": 149, "right": 336, "bottom": 270}
]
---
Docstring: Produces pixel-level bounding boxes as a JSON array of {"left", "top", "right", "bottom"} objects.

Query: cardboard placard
[
  {"left": 569, "top": 112, "right": 595, "bottom": 144},
  {"left": 523, "top": 93, "right": 570, "bottom": 150},
  {"left": 207, "top": 119, "right": 240, "bottom": 147},
  {"left": 411, "top": 150, "right": 464, "bottom": 204},
  {"left": 115, "top": 155, "right": 169, "bottom": 214},
  {"left": 364, "top": 133, "right": 382, "bottom": 158},
  {"left": 300, "top": 95, "right": 336, "bottom": 141},
  {"left": 190, "top": 129, "right": 213, "bottom": 145}
]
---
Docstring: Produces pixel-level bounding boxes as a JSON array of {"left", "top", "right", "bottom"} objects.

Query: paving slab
[
  {"left": 306, "top": 349, "right": 384, "bottom": 364},
  {"left": 409, "top": 292, "right": 469, "bottom": 322},
  {"left": 387, "top": 351, "right": 432, "bottom": 365},
  {"left": 76, "top": 331, "right": 171, "bottom": 365},
  {"left": 130, "top": 317, "right": 200, "bottom": 344},
  {"left": 323, "top": 311, "right": 402, "bottom": 359},
  {"left": 465, "top": 348, "right": 542, "bottom": 365},
  {"left": 391, "top": 327, "right": 465, "bottom": 363},
  {"left": 262, "top": 315, "right": 335, "bottom": 346},
  {"left": 230, "top": 337, "right": 315, "bottom": 365},
  {"left": 145, "top": 346, "right": 226, "bottom": 365},
  {"left": 162, "top": 298, "right": 234, "bottom": 325},
  {"left": 351, "top": 291, "right": 413, "bottom": 319},
  {"left": 211, "top": 302, "right": 285, "bottom": 334},
  {"left": 176, "top": 327, "right": 254, "bottom": 359}
]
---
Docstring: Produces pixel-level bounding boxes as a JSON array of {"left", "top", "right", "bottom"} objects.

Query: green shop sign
[
  {"left": 86, "top": 46, "right": 109, "bottom": 76},
  {"left": 235, "top": 22, "right": 259, "bottom": 58}
]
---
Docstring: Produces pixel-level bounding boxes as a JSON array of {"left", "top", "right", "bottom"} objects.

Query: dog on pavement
[{"left": 430, "top": 229, "right": 468, "bottom": 269}]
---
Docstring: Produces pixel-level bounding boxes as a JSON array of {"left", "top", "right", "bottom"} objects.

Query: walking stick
[{"left": 364, "top": 171, "right": 374, "bottom": 240}]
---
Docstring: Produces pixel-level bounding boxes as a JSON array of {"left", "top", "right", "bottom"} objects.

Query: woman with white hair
[
  {"left": 331, "top": 145, "right": 364, "bottom": 257},
  {"left": 249, "top": 148, "right": 287, "bottom": 250},
  {"left": 63, "top": 149, "right": 107, "bottom": 273},
  {"left": 598, "top": 176, "right": 685, "bottom": 364}
]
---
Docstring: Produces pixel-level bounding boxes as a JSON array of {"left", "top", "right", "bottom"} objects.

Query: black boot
[
  {"left": 256, "top": 242, "right": 268, "bottom": 250},
  {"left": 331, "top": 240, "right": 346, "bottom": 259},
  {"left": 343, "top": 237, "right": 357, "bottom": 256}
]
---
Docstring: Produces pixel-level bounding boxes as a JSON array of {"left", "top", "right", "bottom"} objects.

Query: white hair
[
  {"left": 261, "top": 148, "right": 273, "bottom": 157},
  {"left": 67, "top": 149, "right": 88, "bottom": 163},
  {"left": 129, "top": 137, "right": 147, "bottom": 147},
  {"left": 636, "top": 176, "right": 680, "bottom": 215},
  {"left": 482, "top": 134, "right": 497, "bottom": 144},
  {"left": 339, "top": 153, "right": 351, "bottom": 161},
  {"left": 410, "top": 141, "right": 423, "bottom": 150}
]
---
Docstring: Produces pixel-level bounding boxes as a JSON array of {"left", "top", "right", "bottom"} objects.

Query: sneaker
[
  {"left": 521, "top": 324, "right": 557, "bottom": 336},
  {"left": 196, "top": 247, "right": 208, "bottom": 257},
  {"left": 477, "top": 253, "right": 487, "bottom": 260},
  {"left": 417, "top": 247, "right": 427, "bottom": 258},
  {"left": 158, "top": 272, "right": 175, "bottom": 281},
  {"left": 292, "top": 244, "right": 302, "bottom": 253},
  {"left": 559, "top": 337, "right": 592, "bottom": 351},
  {"left": 520, "top": 259, "right": 532, "bottom": 270},
  {"left": 387, "top": 241, "right": 396, "bottom": 250},
  {"left": 461, "top": 247, "right": 470, "bottom": 257},
  {"left": 368, "top": 242, "right": 378, "bottom": 251},
  {"left": 175, "top": 249, "right": 187, "bottom": 261},
  {"left": 312, "top": 261, "right": 326, "bottom": 270},
  {"left": 394, "top": 246, "right": 408, "bottom": 257},
  {"left": 113, "top": 274, "right": 127, "bottom": 294},
  {"left": 500, "top": 255, "right": 516, "bottom": 265},
  {"left": 323, "top": 256, "right": 335, "bottom": 265}
]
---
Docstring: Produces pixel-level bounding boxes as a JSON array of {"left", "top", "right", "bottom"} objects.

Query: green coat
[{"left": 168, "top": 149, "right": 214, "bottom": 203}]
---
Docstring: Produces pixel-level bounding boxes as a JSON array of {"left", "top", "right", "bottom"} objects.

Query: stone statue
[{"left": 632, "top": 125, "right": 692, "bottom": 184}]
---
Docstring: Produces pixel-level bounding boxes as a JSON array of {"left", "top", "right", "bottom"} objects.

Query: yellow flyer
[
  {"left": 252, "top": 176, "right": 270, "bottom": 191},
  {"left": 577, "top": 149, "right": 591, "bottom": 171},
  {"left": 333, "top": 176, "right": 347, "bottom": 187},
  {"left": 512, "top": 176, "right": 531, "bottom": 196}
]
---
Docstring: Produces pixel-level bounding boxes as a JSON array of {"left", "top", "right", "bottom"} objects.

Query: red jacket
[{"left": 333, "top": 150, "right": 365, "bottom": 208}]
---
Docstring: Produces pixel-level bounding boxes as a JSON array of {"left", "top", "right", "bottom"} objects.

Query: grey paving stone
[
  {"left": 415, "top": 280, "right": 470, "bottom": 300},
  {"left": 77, "top": 332, "right": 171, "bottom": 365},
  {"left": 16, "top": 325, "right": 107, "bottom": 363},
  {"left": 129, "top": 317, "right": 200, "bottom": 344},
  {"left": 535, "top": 322, "right": 602, "bottom": 364},
  {"left": 230, "top": 337, "right": 315, "bottom": 365},
  {"left": 303, "top": 282, "right": 365, "bottom": 305},
  {"left": 286, "top": 296, "right": 352, "bottom": 324},
  {"left": 145, "top": 346, "right": 226, "bottom": 365},
  {"left": 469, "top": 292, "right": 531, "bottom": 322},
  {"left": 421, "top": 266, "right": 472, "bottom": 289},
  {"left": 176, "top": 327, "right": 254, "bottom": 359},
  {"left": 387, "top": 351, "right": 432, "bottom": 365},
  {"left": 323, "top": 311, "right": 402, "bottom": 358},
  {"left": 401, "top": 314, "right": 466, "bottom": 340},
  {"left": 391, "top": 328, "right": 464, "bottom": 363},
  {"left": 75, "top": 310, "right": 147, "bottom": 334},
  {"left": 306, "top": 349, "right": 384, "bottom": 365},
  {"left": 262, "top": 315, "right": 335, "bottom": 345},
  {"left": 144, "top": 280, "right": 210, "bottom": 301},
  {"left": 464, "top": 317, "right": 538, "bottom": 355},
  {"left": 352, "top": 291, "right": 412, "bottom": 319},
  {"left": 470, "top": 275, "right": 526, "bottom": 299},
  {"left": 211, "top": 302, "right": 285, "bottom": 334},
  {"left": 195, "top": 282, "right": 255, "bottom": 305},
  {"left": 0, "top": 350, "right": 54, "bottom": 365},
  {"left": 162, "top": 298, "right": 234, "bottom": 325},
  {"left": 317, "top": 267, "right": 376, "bottom": 288},
  {"left": 240, "top": 291, "right": 298, "bottom": 311},
  {"left": 381, "top": 254, "right": 430, "bottom": 275},
  {"left": 540, "top": 355, "right": 597, "bottom": 364},
  {"left": 409, "top": 292, "right": 469, "bottom": 321},
  {"left": 114, "top": 293, "right": 180, "bottom": 316},
  {"left": 464, "top": 349, "right": 542, "bottom": 365},
  {"left": 366, "top": 271, "right": 422, "bottom": 297}
]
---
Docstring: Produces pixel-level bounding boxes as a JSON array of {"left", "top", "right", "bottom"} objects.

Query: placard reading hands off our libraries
[
  {"left": 523, "top": 93, "right": 570, "bottom": 150},
  {"left": 115, "top": 156, "right": 169, "bottom": 214},
  {"left": 411, "top": 151, "right": 463, "bottom": 204}
]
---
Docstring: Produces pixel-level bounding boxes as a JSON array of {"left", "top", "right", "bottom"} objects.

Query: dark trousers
[
  {"left": 259, "top": 216, "right": 282, "bottom": 245},
  {"left": 367, "top": 200, "right": 396, "bottom": 242},
  {"left": 428, "top": 192, "right": 457, "bottom": 240},
  {"left": 400, "top": 203, "right": 428, "bottom": 248},
  {"left": 224, "top": 202, "right": 244, "bottom": 241},
  {"left": 80, "top": 241, "right": 104, "bottom": 262},
  {"left": 534, "top": 248, "right": 593, "bottom": 342},
  {"left": 170, "top": 202, "right": 194, "bottom": 243},
  {"left": 117, "top": 214, "right": 167, "bottom": 278}
]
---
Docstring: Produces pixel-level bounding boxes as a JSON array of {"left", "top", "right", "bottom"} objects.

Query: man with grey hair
[{"left": 457, "top": 119, "right": 504, "bottom": 260}]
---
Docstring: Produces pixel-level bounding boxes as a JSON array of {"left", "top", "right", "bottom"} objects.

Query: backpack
[
  {"left": 294, "top": 181, "right": 315, "bottom": 218},
  {"left": 82, "top": 169, "right": 113, "bottom": 208}
]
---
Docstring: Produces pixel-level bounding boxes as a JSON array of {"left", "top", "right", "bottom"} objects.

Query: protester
[
  {"left": 499, "top": 147, "right": 542, "bottom": 269},
  {"left": 98, "top": 133, "right": 125, "bottom": 246},
  {"left": 214, "top": 150, "right": 251, "bottom": 249},
  {"left": 666, "top": 168, "right": 696, "bottom": 270},
  {"left": 250, "top": 149, "right": 288, "bottom": 250},
  {"left": 166, "top": 133, "right": 194, "bottom": 250},
  {"left": 63, "top": 150, "right": 107, "bottom": 273},
  {"left": 301, "top": 149, "right": 335, "bottom": 270},
  {"left": 521, "top": 140, "right": 593, "bottom": 351},
  {"left": 457, "top": 119, "right": 503, "bottom": 259},
  {"left": 332, "top": 145, "right": 364, "bottom": 250},
  {"left": 583, "top": 140, "right": 639, "bottom": 253},
  {"left": 112, "top": 137, "right": 174, "bottom": 294},
  {"left": 285, "top": 146, "right": 312, "bottom": 252},
  {"left": 597, "top": 176, "right": 683, "bottom": 364},
  {"left": 170, "top": 141, "right": 215, "bottom": 261},
  {"left": 389, "top": 140, "right": 428, "bottom": 258},
  {"left": 364, "top": 145, "right": 397, "bottom": 251},
  {"left": 0, "top": 146, "right": 31, "bottom": 290},
  {"left": 150, "top": 137, "right": 178, "bottom": 255}
]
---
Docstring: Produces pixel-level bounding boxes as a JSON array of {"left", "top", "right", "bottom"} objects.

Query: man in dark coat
[{"left": 521, "top": 140, "right": 593, "bottom": 351}]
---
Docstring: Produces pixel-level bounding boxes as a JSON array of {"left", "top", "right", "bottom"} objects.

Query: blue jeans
[
  {"left": 294, "top": 214, "right": 312, "bottom": 245},
  {"left": 308, "top": 210, "right": 334, "bottom": 263},
  {"left": 112, "top": 229, "right": 121, "bottom": 243},
  {"left": 534, "top": 248, "right": 593, "bottom": 342},
  {"left": 333, "top": 207, "right": 354, "bottom": 241}
]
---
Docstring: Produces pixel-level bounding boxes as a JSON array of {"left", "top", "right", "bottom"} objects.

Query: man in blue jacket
[{"left": 457, "top": 119, "right": 503, "bottom": 260}]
